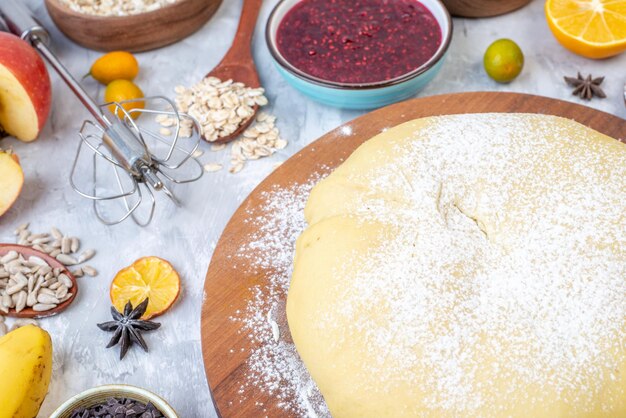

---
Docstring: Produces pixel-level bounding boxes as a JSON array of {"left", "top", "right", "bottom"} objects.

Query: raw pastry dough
[{"left": 287, "top": 114, "right": 626, "bottom": 418}]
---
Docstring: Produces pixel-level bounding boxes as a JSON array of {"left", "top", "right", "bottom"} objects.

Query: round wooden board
[{"left": 201, "top": 92, "right": 626, "bottom": 418}]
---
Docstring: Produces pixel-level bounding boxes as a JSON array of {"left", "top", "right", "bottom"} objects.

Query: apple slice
[
  {"left": 0, "top": 33, "right": 51, "bottom": 142},
  {"left": 0, "top": 150, "right": 24, "bottom": 217}
]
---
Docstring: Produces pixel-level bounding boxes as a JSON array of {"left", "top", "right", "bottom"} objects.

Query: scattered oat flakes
[
  {"left": 210, "top": 144, "right": 226, "bottom": 152},
  {"left": 204, "top": 163, "right": 223, "bottom": 172},
  {"left": 228, "top": 112, "right": 288, "bottom": 174},
  {"left": 165, "top": 77, "right": 267, "bottom": 143},
  {"left": 161, "top": 77, "right": 289, "bottom": 174}
]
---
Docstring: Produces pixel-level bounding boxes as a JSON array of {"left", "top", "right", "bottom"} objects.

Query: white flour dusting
[{"left": 232, "top": 177, "right": 331, "bottom": 417}]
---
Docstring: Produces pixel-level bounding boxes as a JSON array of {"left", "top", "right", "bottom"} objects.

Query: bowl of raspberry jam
[{"left": 266, "top": 0, "right": 452, "bottom": 109}]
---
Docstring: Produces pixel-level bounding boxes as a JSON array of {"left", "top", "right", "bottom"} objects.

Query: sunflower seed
[
  {"left": 58, "top": 274, "right": 73, "bottom": 288},
  {"left": 78, "top": 249, "right": 95, "bottom": 263},
  {"left": 33, "top": 303, "right": 55, "bottom": 312},
  {"left": 70, "top": 237, "right": 79, "bottom": 253},
  {"left": 37, "top": 294, "right": 59, "bottom": 305},
  {"left": 27, "top": 291, "right": 38, "bottom": 307},
  {"left": 28, "top": 256, "right": 47, "bottom": 266},
  {"left": 6, "top": 283, "right": 25, "bottom": 296},
  {"left": 1, "top": 293, "right": 12, "bottom": 308},
  {"left": 28, "top": 233, "right": 48, "bottom": 242},
  {"left": 0, "top": 251, "right": 18, "bottom": 264},
  {"left": 56, "top": 254, "right": 78, "bottom": 266},
  {"left": 31, "top": 236, "right": 51, "bottom": 245},
  {"left": 82, "top": 265, "right": 98, "bottom": 277},
  {"left": 59, "top": 293, "right": 73, "bottom": 303},
  {"left": 55, "top": 286, "right": 68, "bottom": 300},
  {"left": 61, "top": 237, "right": 71, "bottom": 254},
  {"left": 13, "top": 273, "right": 28, "bottom": 286},
  {"left": 42, "top": 277, "right": 58, "bottom": 288},
  {"left": 51, "top": 227, "right": 63, "bottom": 240},
  {"left": 14, "top": 223, "right": 29, "bottom": 235},
  {"left": 18, "top": 230, "right": 29, "bottom": 244},
  {"left": 39, "top": 288, "right": 56, "bottom": 297},
  {"left": 15, "top": 291, "right": 26, "bottom": 313}
]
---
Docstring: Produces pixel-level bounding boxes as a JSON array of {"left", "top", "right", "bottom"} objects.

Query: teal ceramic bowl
[{"left": 265, "top": 0, "right": 452, "bottom": 110}]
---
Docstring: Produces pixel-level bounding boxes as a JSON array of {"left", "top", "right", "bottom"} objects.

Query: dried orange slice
[
  {"left": 110, "top": 256, "right": 180, "bottom": 319},
  {"left": 545, "top": 0, "right": 626, "bottom": 59}
]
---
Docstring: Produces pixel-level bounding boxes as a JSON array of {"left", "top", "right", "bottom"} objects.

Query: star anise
[
  {"left": 97, "top": 298, "right": 161, "bottom": 360},
  {"left": 564, "top": 72, "right": 606, "bottom": 100}
]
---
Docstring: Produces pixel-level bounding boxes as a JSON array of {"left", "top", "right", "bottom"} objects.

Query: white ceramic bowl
[{"left": 49, "top": 384, "right": 178, "bottom": 418}]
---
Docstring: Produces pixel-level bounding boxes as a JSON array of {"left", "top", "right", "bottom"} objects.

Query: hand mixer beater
[{"left": 0, "top": 1, "right": 204, "bottom": 226}]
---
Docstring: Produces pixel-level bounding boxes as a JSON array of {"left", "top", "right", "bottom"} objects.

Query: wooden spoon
[
  {"left": 205, "top": 0, "right": 263, "bottom": 144},
  {"left": 0, "top": 244, "right": 78, "bottom": 319}
]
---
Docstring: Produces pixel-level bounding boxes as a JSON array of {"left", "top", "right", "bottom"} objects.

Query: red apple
[
  {"left": 0, "top": 150, "right": 24, "bottom": 217},
  {"left": 0, "top": 32, "right": 51, "bottom": 142}
]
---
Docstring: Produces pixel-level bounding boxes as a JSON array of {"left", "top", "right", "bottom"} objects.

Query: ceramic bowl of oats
[{"left": 44, "top": 0, "right": 222, "bottom": 52}]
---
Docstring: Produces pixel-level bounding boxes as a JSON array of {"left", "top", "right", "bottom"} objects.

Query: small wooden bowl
[
  {"left": 44, "top": 0, "right": 223, "bottom": 52},
  {"left": 441, "top": 0, "right": 531, "bottom": 17},
  {"left": 0, "top": 244, "right": 77, "bottom": 319}
]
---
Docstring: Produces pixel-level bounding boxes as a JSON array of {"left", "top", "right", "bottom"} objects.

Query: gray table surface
[{"left": 1, "top": 0, "right": 625, "bottom": 416}]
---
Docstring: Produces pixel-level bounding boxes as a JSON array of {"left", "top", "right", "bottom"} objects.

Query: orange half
[
  {"left": 545, "top": 0, "right": 626, "bottom": 58},
  {"left": 110, "top": 256, "right": 180, "bottom": 319}
]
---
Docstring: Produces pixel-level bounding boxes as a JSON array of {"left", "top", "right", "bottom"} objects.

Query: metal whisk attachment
[{"left": 0, "top": 1, "right": 203, "bottom": 226}]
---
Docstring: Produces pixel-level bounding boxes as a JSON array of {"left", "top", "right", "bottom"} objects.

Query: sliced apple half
[
  {"left": 0, "top": 151, "right": 24, "bottom": 217},
  {"left": 0, "top": 33, "right": 51, "bottom": 142}
]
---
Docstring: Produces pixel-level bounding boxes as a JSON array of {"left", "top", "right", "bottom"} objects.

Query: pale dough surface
[{"left": 287, "top": 114, "right": 626, "bottom": 418}]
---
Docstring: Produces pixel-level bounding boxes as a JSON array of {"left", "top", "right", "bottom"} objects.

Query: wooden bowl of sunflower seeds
[
  {"left": 44, "top": 0, "right": 223, "bottom": 52},
  {"left": 0, "top": 244, "right": 78, "bottom": 319},
  {"left": 50, "top": 384, "right": 178, "bottom": 418}
]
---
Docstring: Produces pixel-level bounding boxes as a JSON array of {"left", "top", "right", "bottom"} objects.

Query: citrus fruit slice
[
  {"left": 110, "top": 256, "right": 180, "bottom": 320},
  {"left": 545, "top": 0, "right": 626, "bottom": 59}
]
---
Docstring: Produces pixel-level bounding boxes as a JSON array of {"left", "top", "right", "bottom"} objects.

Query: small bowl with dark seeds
[{"left": 50, "top": 384, "right": 178, "bottom": 418}]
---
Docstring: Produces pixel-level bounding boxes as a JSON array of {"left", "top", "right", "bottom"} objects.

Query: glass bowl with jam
[{"left": 266, "top": 0, "right": 452, "bottom": 109}]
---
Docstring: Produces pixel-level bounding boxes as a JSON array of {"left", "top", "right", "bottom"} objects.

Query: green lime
[{"left": 483, "top": 39, "right": 524, "bottom": 83}]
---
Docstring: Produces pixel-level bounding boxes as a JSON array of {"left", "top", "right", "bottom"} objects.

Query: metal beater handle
[
  {"left": 0, "top": 0, "right": 49, "bottom": 44},
  {"left": 0, "top": 0, "right": 155, "bottom": 178}
]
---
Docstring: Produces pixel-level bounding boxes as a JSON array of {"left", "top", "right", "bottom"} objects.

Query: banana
[{"left": 0, "top": 325, "right": 53, "bottom": 418}]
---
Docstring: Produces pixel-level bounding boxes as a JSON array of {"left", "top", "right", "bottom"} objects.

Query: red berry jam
[{"left": 276, "top": 0, "right": 443, "bottom": 85}]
